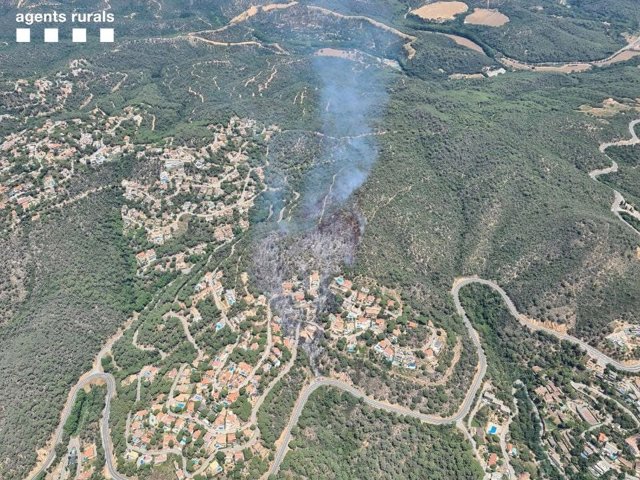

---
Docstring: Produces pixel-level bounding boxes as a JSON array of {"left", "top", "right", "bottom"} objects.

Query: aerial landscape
[{"left": 0, "top": 0, "right": 640, "bottom": 479}]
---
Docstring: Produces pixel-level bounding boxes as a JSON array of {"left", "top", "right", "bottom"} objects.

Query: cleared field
[
  {"left": 464, "top": 8, "right": 509, "bottom": 26},
  {"left": 597, "top": 49, "right": 640, "bottom": 66},
  {"left": 443, "top": 33, "right": 484, "bottom": 53},
  {"left": 500, "top": 43, "right": 640, "bottom": 73},
  {"left": 411, "top": 1, "right": 469, "bottom": 22},
  {"left": 579, "top": 98, "right": 639, "bottom": 117},
  {"left": 500, "top": 57, "right": 592, "bottom": 73}
]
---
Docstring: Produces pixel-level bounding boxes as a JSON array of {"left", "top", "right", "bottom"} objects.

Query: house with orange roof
[
  {"left": 373, "top": 318, "right": 386, "bottom": 332},
  {"left": 383, "top": 346, "right": 395, "bottom": 362},
  {"left": 131, "top": 420, "right": 143, "bottom": 432},
  {"left": 211, "top": 357, "right": 224, "bottom": 369},
  {"left": 17, "top": 195, "right": 35, "bottom": 210},
  {"left": 365, "top": 305, "right": 381, "bottom": 317},
  {"left": 174, "top": 393, "right": 190, "bottom": 405},
  {"left": 215, "top": 434, "right": 227, "bottom": 449},
  {"left": 422, "top": 348, "right": 435, "bottom": 360},
  {"left": 82, "top": 444, "right": 96, "bottom": 460},
  {"left": 237, "top": 362, "right": 252, "bottom": 377},
  {"left": 356, "top": 316, "right": 370, "bottom": 331},
  {"left": 226, "top": 411, "right": 240, "bottom": 430},
  {"left": 226, "top": 390, "right": 240, "bottom": 404},
  {"left": 214, "top": 411, "right": 226, "bottom": 431},
  {"left": 157, "top": 412, "right": 173, "bottom": 426},
  {"left": 374, "top": 339, "right": 395, "bottom": 362},
  {"left": 134, "top": 409, "right": 148, "bottom": 420},
  {"left": 219, "top": 370, "right": 233, "bottom": 384},
  {"left": 330, "top": 314, "right": 345, "bottom": 334},
  {"left": 135, "top": 251, "right": 147, "bottom": 266},
  {"left": 331, "top": 276, "right": 351, "bottom": 293},
  {"left": 245, "top": 383, "right": 257, "bottom": 396},
  {"left": 77, "top": 470, "right": 93, "bottom": 480},
  {"left": 173, "top": 418, "right": 186, "bottom": 433},
  {"left": 309, "top": 271, "right": 320, "bottom": 296},
  {"left": 204, "top": 430, "right": 215, "bottom": 443}
]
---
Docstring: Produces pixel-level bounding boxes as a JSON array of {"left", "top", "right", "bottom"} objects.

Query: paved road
[
  {"left": 31, "top": 120, "right": 640, "bottom": 480},
  {"left": 501, "top": 37, "right": 640, "bottom": 73},
  {"left": 454, "top": 277, "right": 640, "bottom": 372},
  {"left": 28, "top": 372, "right": 126, "bottom": 480},
  {"left": 98, "top": 373, "right": 128, "bottom": 480},
  {"left": 591, "top": 119, "right": 640, "bottom": 237},
  {"left": 29, "top": 241, "right": 239, "bottom": 479},
  {"left": 269, "top": 274, "right": 640, "bottom": 476},
  {"left": 267, "top": 374, "right": 481, "bottom": 477},
  {"left": 571, "top": 381, "right": 640, "bottom": 427},
  {"left": 595, "top": 118, "right": 640, "bottom": 157},
  {"left": 268, "top": 278, "right": 491, "bottom": 476}
]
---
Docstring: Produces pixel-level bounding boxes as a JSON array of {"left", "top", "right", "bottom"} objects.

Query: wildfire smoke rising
[
  {"left": 302, "top": 55, "right": 388, "bottom": 222},
  {"left": 252, "top": 35, "right": 391, "bottom": 309}
]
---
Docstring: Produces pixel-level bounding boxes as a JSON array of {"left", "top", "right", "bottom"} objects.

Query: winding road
[
  {"left": 591, "top": 119, "right": 640, "bottom": 236},
  {"left": 500, "top": 35, "right": 640, "bottom": 73},
  {"left": 269, "top": 118, "right": 640, "bottom": 475},
  {"left": 28, "top": 372, "right": 125, "bottom": 480},
  {"left": 27, "top": 106, "right": 640, "bottom": 480},
  {"left": 269, "top": 272, "right": 640, "bottom": 475},
  {"left": 454, "top": 277, "right": 640, "bottom": 373}
]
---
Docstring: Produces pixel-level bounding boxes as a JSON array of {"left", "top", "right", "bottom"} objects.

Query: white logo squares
[
  {"left": 72, "top": 28, "right": 87, "bottom": 43},
  {"left": 16, "top": 28, "right": 31, "bottom": 43},
  {"left": 44, "top": 28, "right": 58, "bottom": 43},
  {"left": 100, "top": 28, "right": 114, "bottom": 43},
  {"left": 14, "top": 28, "right": 115, "bottom": 43}
]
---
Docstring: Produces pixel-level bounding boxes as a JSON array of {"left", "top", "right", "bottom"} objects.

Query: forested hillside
[
  {"left": 0, "top": 0, "right": 639, "bottom": 478},
  {"left": 276, "top": 387, "right": 483, "bottom": 479}
]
